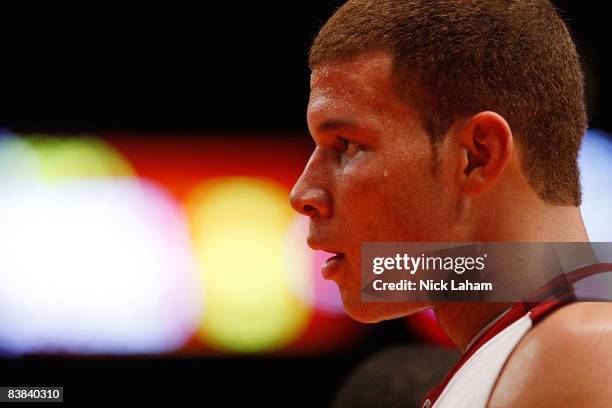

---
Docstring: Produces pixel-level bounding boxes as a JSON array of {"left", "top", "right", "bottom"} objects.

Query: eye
[{"left": 337, "top": 137, "right": 359, "bottom": 155}]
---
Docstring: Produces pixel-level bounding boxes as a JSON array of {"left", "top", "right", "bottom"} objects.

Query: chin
[
  {"left": 344, "top": 306, "right": 384, "bottom": 323},
  {"left": 340, "top": 292, "right": 425, "bottom": 323}
]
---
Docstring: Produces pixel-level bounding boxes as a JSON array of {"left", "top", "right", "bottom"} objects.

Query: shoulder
[{"left": 488, "top": 302, "right": 612, "bottom": 408}]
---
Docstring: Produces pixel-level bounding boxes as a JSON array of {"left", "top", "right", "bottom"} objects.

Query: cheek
[
  {"left": 336, "top": 151, "right": 447, "bottom": 240},
  {"left": 336, "top": 159, "right": 393, "bottom": 228}
]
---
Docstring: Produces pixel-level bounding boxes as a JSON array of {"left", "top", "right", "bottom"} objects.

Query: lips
[
  {"left": 321, "top": 252, "right": 345, "bottom": 280},
  {"left": 307, "top": 236, "right": 346, "bottom": 279}
]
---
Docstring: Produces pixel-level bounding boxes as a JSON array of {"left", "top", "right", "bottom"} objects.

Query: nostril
[
  {"left": 303, "top": 204, "right": 316, "bottom": 215},
  {"left": 289, "top": 187, "right": 331, "bottom": 218}
]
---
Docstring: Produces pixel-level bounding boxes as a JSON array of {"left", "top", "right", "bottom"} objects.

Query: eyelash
[{"left": 338, "top": 137, "right": 358, "bottom": 154}]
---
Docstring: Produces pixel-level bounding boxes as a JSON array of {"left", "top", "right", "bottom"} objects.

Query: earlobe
[{"left": 460, "top": 111, "right": 513, "bottom": 196}]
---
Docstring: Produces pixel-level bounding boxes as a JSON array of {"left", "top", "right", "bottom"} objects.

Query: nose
[
  {"left": 290, "top": 184, "right": 332, "bottom": 218},
  {"left": 290, "top": 158, "right": 332, "bottom": 218}
]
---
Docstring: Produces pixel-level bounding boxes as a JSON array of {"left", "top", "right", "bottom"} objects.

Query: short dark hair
[{"left": 309, "top": 0, "right": 587, "bottom": 206}]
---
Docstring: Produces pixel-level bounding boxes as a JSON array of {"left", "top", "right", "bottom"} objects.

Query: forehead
[{"left": 308, "top": 52, "right": 413, "bottom": 126}]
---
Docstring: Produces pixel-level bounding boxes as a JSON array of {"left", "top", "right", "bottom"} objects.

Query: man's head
[{"left": 290, "top": 0, "right": 587, "bottom": 322}]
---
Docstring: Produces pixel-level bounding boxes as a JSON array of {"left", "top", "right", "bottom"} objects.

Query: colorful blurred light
[
  {"left": 0, "top": 134, "right": 40, "bottom": 180},
  {"left": 187, "top": 177, "right": 312, "bottom": 353},
  {"left": 0, "top": 135, "right": 201, "bottom": 355},
  {"left": 24, "top": 134, "right": 134, "bottom": 180},
  {"left": 579, "top": 129, "right": 612, "bottom": 242},
  {"left": 285, "top": 215, "right": 345, "bottom": 315}
]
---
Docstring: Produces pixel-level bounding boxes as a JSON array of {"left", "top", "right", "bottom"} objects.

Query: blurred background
[{"left": 0, "top": 2, "right": 611, "bottom": 406}]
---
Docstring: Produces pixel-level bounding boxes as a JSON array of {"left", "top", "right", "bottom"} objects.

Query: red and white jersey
[{"left": 421, "top": 263, "right": 612, "bottom": 408}]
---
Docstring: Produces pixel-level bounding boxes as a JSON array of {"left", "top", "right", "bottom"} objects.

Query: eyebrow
[{"left": 316, "top": 119, "right": 357, "bottom": 133}]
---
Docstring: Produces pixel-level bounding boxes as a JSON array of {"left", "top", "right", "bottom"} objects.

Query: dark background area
[
  {"left": 0, "top": 2, "right": 610, "bottom": 135},
  {"left": 0, "top": 320, "right": 417, "bottom": 407},
  {"left": 0, "top": 2, "right": 610, "bottom": 406}
]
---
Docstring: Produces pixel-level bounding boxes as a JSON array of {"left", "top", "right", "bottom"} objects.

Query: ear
[{"left": 457, "top": 111, "right": 513, "bottom": 196}]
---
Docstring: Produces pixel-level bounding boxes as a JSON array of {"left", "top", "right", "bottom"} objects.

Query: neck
[
  {"left": 437, "top": 201, "right": 590, "bottom": 352},
  {"left": 473, "top": 195, "right": 590, "bottom": 243},
  {"left": 435, "top": 302, "right": 514, "bottom": 352}
]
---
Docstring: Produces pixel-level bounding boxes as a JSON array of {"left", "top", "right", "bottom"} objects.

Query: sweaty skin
[{"left": 290, "top": 51, "right": 612, "bottom": 407}]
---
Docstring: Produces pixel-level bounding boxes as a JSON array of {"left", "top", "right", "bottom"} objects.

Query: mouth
[{"left": 321, "top": 252, "right": 345, "bottom": 280}]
